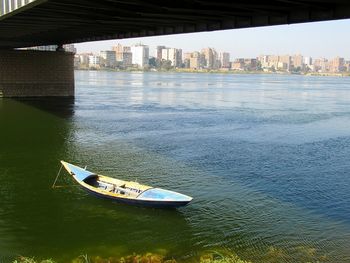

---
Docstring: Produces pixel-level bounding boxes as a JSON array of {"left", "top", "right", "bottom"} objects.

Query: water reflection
[
  {"left": 0, "top": 98, "right": 74, "bottom": 261},
  {"left": 13, "top": 97, "right": 75, "bottom": 119}
]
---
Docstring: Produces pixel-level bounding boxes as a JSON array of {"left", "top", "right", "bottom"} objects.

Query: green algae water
[{"left": 1, "top": 71, "right": 350, "bottom": 262}]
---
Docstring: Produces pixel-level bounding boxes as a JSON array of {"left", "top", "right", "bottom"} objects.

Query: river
[{"left": 1, "top": 71, "right": 350, "bottom": 262}]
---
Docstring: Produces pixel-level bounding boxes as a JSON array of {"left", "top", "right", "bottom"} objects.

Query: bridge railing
[{"left": 0, "top": 0, "right": 35, "bottom": 16}]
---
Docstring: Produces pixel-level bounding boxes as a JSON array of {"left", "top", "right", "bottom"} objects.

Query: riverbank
[
  {"left": 74, "top": 67, "right": 350, "bottom": 77},
  {"left": 12, "top": 245, "right": 328, "bottom": 263},
  {"left": 13, "top": 250, "right": 252, "bottom": 263}
]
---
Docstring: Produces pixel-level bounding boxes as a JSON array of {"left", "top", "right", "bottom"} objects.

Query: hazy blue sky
[{"left": 76, "top": 19, "right": 350, "bottom": 59}]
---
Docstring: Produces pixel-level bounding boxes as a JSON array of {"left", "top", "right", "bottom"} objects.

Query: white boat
[{"left": 60, "top": 161, "right": 193, "bottom": 208}]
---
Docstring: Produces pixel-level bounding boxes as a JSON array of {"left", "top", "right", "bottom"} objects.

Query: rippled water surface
[{"left": 1, "top": 71, "right": 350, "bottom": 262}]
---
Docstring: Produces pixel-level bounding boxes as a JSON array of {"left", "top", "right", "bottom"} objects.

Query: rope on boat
[
  {"left": 51, "top": 163, "right": 84, "bottom": 188},
  {"left": 52, "top": 164, "right": 63, "bottom": 188}
]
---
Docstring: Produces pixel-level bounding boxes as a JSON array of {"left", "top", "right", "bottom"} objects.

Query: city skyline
[
  {"left": 77, "top": 45, "right": 350, "bottom": 62},
  {"left": 75, "top": 19, "right": 350, "bottom": 59},
  {"left": 75, "top": 42, "right": 350, "bottom": 74}
]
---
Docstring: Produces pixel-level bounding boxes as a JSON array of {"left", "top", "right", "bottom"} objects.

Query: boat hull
[{"left": 82, "top": 185, "right": 191, "bottom": 208}]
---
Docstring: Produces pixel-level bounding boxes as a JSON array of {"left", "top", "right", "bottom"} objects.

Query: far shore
[{"left": 75, "top": 67, "right": 350, "bottom": 77}]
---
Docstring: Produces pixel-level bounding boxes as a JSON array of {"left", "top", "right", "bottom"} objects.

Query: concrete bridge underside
[
  {"left": 1, "top": 0, "right": 350, "bottom": 49},
  {"left": 1, "top": 0, "right": 350, "bottom": 97}
]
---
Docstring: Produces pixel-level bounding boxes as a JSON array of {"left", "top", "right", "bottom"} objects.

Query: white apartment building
[
  {"left": 88, "top": 55, "right": 100, "bottom": 67},
  {"left": 304, "top": 57, "right": 312, "bottom": 66},
  {"left": 131, "top": 44, "right": 149, "bottom": 68}
]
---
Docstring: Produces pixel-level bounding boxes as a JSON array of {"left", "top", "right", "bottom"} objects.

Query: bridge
[
  {"left": 1, "top": 0, "right": 350, "bottom": 48},
  {"left": 1, "top": 0, "right": 350, "bottom": 97}
]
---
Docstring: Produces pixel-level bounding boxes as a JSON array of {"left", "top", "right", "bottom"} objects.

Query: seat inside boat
[{"left": 83, "top": 176, "right": 139, "bottom": 196}]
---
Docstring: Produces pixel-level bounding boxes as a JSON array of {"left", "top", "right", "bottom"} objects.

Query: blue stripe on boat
[
  {"left": 63, "top": 162, "right": 95, "bottom": 181},
  {"left": 138, "top": 188, "right": 192, "bottom": 202}
]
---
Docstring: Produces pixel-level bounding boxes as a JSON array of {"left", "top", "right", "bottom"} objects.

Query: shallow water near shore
[{"left": 1, "top": 71, "right": 350, "bottom": 262}]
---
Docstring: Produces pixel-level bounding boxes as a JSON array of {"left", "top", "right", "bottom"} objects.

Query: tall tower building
[
  {"left": 220, "top": 52, "right": 230, "bottom": 68},
  {"left": 292, "top": 54, "right": 303, "bottom": 68},
  {"left": 161, "top": 48, "right": 182, "bottom": 67},
  {"left": 279, "top": 55, "right": 291, "bottom": 70},
  {"left": 330, "top": 57, "right": 345, "bottom": 72},
  {"left": 303, "top": 57, "right": 312, "bottom": 66},
  {"left": 113, "top": 44, "right": 131, "bottom": 63},
  {"left": 113, "top": 44, "right": 124, "bottom": 61},
  {"left": 190, "top": 52, "right": 201, "bottom": 69},
  {"left": 156, "top": 46, "right": 166, "bottom": 61},
  {"left": 100, "top": 50, "right": 116, "bottom": 67},
  {"left": 201, "top": 48, "right": 214, "bottom": 69},
  {"left": 88, "top": 55, "right": 100, "bottom": 67},
  {"left": 314, "top": 58, "right": 329, "bottom": 72},
  {"left": 131, "top": 44, "right": 149, "bottom": 68}
]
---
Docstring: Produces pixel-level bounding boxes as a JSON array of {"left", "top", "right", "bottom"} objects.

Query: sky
[{"left": 75, "top": 19, "right": 350, "bottom": 59}]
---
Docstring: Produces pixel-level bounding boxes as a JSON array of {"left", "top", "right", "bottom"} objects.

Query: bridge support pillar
[{"left": 0, "top": 50, "right": 74, "bottom": 97}]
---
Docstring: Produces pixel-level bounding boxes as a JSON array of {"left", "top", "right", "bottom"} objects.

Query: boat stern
[{"left": 137, "top": 188, "right": 193, "bottom": 207}]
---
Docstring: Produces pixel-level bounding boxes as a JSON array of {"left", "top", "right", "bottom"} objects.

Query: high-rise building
[
  {"left": 268, "top": 55, "right": 279, "bottom": 68},
  {"left": 156, "top": 46, "right": 166, "bottom": 61},
  {"left": 100, "top": 50, "right": 116, "bottom": 67},
  {"left": 212, "top": 49, "right": 220, "bottom": 69},
  {"left": 131, "top": 44, "right": 149, "bottom": 68},
  {"left": 113, "top": 44, "right": 124, "bottom": 60},
  {"left": 313, "top": 58, "right": 328, "bottom": 72},
  {"left": 161, "top": 48, "right": 172, "bottom": 62},
  {"left": 244, "top": 59, "right": 257, "bottom": 70},
  {"left": 176, "top": 49, "right": 183, "bottom": 67},
  {"left": 190, "top": 52, "right": 201, "bottom": 69},
  {"left": 279, "top": 55, "right": 291, "bottom": 70},
  {"left": 113, "top": 44, "right": 132, "bottom": 65},
  {"left": 292, "top": 54, "right": 303, "bottom": 68},
  {"left": 329, "top": 57, "right": 345, "bottom": 72},
  {"left": 220, "top": 52, "right": 230, "bottom": 68},
  {"left": 257, "top": 55, "right": 290, "bottom": 70},
  {"left": 258, "top": 55, "right": 270, "bottom": 68},
  {"left": 120, "top": 52, "right": 132, "bottom": 67},
  {"left": 113, "top": 44, "right": 124, "bottom": 53},
  {"left": 201, "top": 48, "right": 214, "bottom": 69},
  {"left": 88, "top": 55, "right": 100, "bottom": 67},
  {"left": 345, "top": 61, "right": 350, "bottom": 72},
  {"left": 183, "top": 52, "right": 192, "bottom": 68},
  {"left": 303, "top": 57, "right": 312, "bottom": 66},
  {"left": 161, "top": 48, "right": 182, "bottom": 67},
  {"left": 231, "top": 58, "right": 245, "bottom": 70}
]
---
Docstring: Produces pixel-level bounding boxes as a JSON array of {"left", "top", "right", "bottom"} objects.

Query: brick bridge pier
[{"left": 0, "top": 50, "right": 74, "bottom": 97}]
